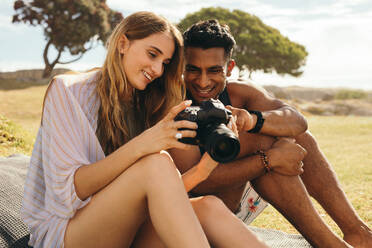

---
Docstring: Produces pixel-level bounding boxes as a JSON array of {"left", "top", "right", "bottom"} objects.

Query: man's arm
[
  {"left": 170, "top": 135, "right": 307, "bottom": 195},
  {"left": 227, "top": 82, "right": 308, "bottom": 137},
  {"left": 171, "top": 82, "right": 307, "bottom": 196}
]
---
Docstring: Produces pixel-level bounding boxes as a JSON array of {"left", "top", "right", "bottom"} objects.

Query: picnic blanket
[{"left": 0, "top": 154, "right": 312, "bottom": 248}]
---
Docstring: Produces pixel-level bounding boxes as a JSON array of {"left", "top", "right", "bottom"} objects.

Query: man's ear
[
  {"left": 226, "top": 59, "right": 235, "bottom": 77},
  {"left": 118, "top": 34, "right": 130, "bottom": 55}
]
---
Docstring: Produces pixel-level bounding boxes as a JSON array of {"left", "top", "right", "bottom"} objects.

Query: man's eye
[
  {"left": 186, "top": 67, "right": 199, "bottom": 72},
  {"left": 209, "top": 69, "right": 223, "bottom": 73}
]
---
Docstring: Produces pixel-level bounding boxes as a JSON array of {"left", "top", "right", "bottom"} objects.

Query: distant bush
[
  {"left": 306, "top": 106, "right": 326, "bottom": 115},
  {"left": 335, "top": 89, "right": 367, "bottom": 100},
  {"left": 0, "top": 114, "right": 33, "bottom": 156}
]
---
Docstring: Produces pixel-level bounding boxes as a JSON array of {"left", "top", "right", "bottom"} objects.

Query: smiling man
[{"left": 170, "top": 19, "right": 372, "bottom": 248}]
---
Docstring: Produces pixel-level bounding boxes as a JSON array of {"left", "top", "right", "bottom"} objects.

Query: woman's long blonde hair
[{"left": 96, "top": 11, "right": 185, "bottom": 155}]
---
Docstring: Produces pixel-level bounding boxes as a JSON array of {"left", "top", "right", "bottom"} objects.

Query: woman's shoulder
[
  {"left": 53, "top": 68, "right": 101, "bottom": 89},
  {"left": 42, "top": 69, "right": 101, "bottom": 117}
]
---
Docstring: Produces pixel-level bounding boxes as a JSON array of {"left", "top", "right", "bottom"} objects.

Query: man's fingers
[
  {"left": 226, "top": 105, "right": 238, "bottom": 115},
  {"left": 296, "top": 144, "right": 307, "bottom": 158},
  {"left": 281, "top": 137, "right": 296, "bottom": 143},
  {"left": 236, "top": 118, "right": 243, "bottom": 129}
]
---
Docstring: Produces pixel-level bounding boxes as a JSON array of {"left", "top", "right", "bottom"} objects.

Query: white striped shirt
[{"left": 21, "top": 70, "right": 105, "bottom": 247}]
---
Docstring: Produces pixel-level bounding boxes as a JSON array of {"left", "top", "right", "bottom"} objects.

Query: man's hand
[
  {"left": 226, "top": 105, "right": 257, "bottom": 132},
  {"left": 266, "top": 138, "right": 307, "bottom": 176}
]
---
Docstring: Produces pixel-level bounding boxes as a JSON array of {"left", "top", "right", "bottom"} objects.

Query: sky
[{"left": 1, "top": 0, "right": 372, "bottom": 90}]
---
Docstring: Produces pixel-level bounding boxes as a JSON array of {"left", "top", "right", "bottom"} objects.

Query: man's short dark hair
[{"left": 183, "top": 19, "right": 236, "bottom": 59}]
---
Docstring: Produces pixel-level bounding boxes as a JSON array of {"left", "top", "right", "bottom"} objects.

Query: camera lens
[
  {"left": 215, "top": 139, "right": 235, "bottom": 157},
  {"left": 208, "top": 136, "right": 240, "bottom": 163},
  {"left": 201, "top": 123, "right": 240, "bottom": 163}
]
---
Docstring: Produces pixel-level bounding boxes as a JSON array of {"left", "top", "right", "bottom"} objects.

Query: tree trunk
[
  {"left": 42, "top": 64, "right": 54, "bottom": 78},
  {"left": 42, "top": 39, "right": 62, "bottom": 78}
]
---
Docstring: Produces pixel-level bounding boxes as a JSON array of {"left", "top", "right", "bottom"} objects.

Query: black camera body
[{"left": 175, "top": 99, "right": 240, "bottom": 163}]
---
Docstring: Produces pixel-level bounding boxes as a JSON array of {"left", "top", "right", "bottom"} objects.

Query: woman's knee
[
  {"left": 136, "top": 152, "right": 181, "bottom": 185},
  {"left": 193, "top": 195, "right": 230, "bottom": 220}
]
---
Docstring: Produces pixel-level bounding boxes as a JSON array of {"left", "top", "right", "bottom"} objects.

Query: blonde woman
[{"left": 22, "top": 11, "right": 268, "bottom": 248}]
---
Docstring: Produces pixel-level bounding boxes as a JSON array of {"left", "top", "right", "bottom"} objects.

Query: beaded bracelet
[{"left": 255, "top": 150, "right": 271, "bottom": 173}]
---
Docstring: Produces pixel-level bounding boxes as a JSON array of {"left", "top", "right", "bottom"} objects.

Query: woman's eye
[{"left": 149, "top": 52, "right": 156, "bottom": 58}]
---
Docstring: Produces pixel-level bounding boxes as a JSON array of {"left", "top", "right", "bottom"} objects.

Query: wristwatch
[{"left": 247, "top": 110, "right": 265, "bottom": 133}]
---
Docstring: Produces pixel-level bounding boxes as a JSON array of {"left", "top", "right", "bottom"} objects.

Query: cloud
[{"left": 1, "top": 0, "right": 371, "bottom": 89}]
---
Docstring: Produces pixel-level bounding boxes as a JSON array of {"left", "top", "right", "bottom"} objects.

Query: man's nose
[{"left": 197, "top": 72, "right": 210, "bottom": 88}]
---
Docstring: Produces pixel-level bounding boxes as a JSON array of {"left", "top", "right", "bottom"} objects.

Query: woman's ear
[{"left": 118, "top": 34, "right": 130, "bottom": 55}]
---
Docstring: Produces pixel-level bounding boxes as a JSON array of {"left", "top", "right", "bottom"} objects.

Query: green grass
[
  {"left": 0, "top": 84, "right": 47, "bottom": 137},
  {"left": 0, "top": 114, "right": 34, "bottom": 156},
  {"left": 0, "top": 84, "right": 371, "bottom": 237},
  {"left": 251, "top": 116, "right": 372, "bottom": 235}
]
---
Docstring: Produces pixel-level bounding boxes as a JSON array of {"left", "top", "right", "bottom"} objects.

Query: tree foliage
[
  {"left": 178, "top": 7, "right": 308, "bottom": 78},
  {"left": 13, "top": 0, "right": 123, "bottom": 78}
]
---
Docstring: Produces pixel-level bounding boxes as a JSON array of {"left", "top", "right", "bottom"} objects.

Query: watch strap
[{"left": 248, "top": 110, "right": 265, "bottom": 133}]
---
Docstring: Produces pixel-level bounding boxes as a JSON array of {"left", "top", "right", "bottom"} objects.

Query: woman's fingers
[
  {"left": 164, "top": 100, "right": 192, "bottom": 121},
  {"left": 174, "top": 120, "right": 198, "bottom": 130},
  {"left": 174, "top": 130, "right": 197, "bottom": 139}
]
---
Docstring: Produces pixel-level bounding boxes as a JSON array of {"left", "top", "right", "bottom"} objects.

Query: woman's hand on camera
[{"left": 136, "top": 100, "right": 198, "bottom": 155}]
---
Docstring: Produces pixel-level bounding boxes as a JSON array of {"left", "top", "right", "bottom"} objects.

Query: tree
[
  {"left": 13, "top": 0, "right": 123, "bottom": 78},
  {"left": 178, "top": 7, "right": 308, "bottom": 78}
]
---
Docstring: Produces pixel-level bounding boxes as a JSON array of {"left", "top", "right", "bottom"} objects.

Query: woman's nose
[{"left": 151, "top": 61, "right": 164, "bottom": 78}]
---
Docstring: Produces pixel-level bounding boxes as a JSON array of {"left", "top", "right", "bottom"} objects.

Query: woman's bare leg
[
  {"left": 132, "top": 195, "right": 268, "bottom": 248},
  {"left": 64, "top": 152, "right": 209, "bottom": 248}
]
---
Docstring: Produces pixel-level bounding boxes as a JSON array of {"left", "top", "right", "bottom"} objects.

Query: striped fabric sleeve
[{"left": 40, "top": 77, "right": 103, "bottom": 219}]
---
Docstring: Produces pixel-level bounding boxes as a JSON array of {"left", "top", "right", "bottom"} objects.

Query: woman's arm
[
  {"left": 182, "top": 154, "right": 218, "bottom": 192},
  {"left": 74, "top": 100, "right": 197, "bottom": 200},
  {"left": 180, "top": 119, "right": 238, "bottom": 192},
  {"left": 74, "top": 136, "right": 147, "bottom": 200}
]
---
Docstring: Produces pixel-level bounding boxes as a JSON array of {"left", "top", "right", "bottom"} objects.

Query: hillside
[
  {"left": 263, "top": 85, "right": 372, "bottom": 116},
  {"left": 1, "top": 69, "right": 372, "bottom": 116}
]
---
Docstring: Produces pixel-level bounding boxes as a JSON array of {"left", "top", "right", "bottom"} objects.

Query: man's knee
[{"left": 295, "top": 131, "right": 319, "bottom": 151}]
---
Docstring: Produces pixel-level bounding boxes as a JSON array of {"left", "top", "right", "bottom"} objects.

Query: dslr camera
[{"left": 175, "top": 99, "right": 240, "bottom": 163}]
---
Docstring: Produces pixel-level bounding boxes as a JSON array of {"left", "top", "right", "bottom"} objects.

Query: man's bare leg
[
  {"left": 252, "top": 172, "right": 351, "bottom": 247},
  {"left": 209, "top": 132, "right": 349, "bottom": 247},
  {"left": 295, "top": 131, "right": 372, "bottom": 248}
]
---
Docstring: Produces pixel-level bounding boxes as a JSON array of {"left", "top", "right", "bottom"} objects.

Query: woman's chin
[{"left": 131, "top": 81, "right": 149, "bottom": 91}]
